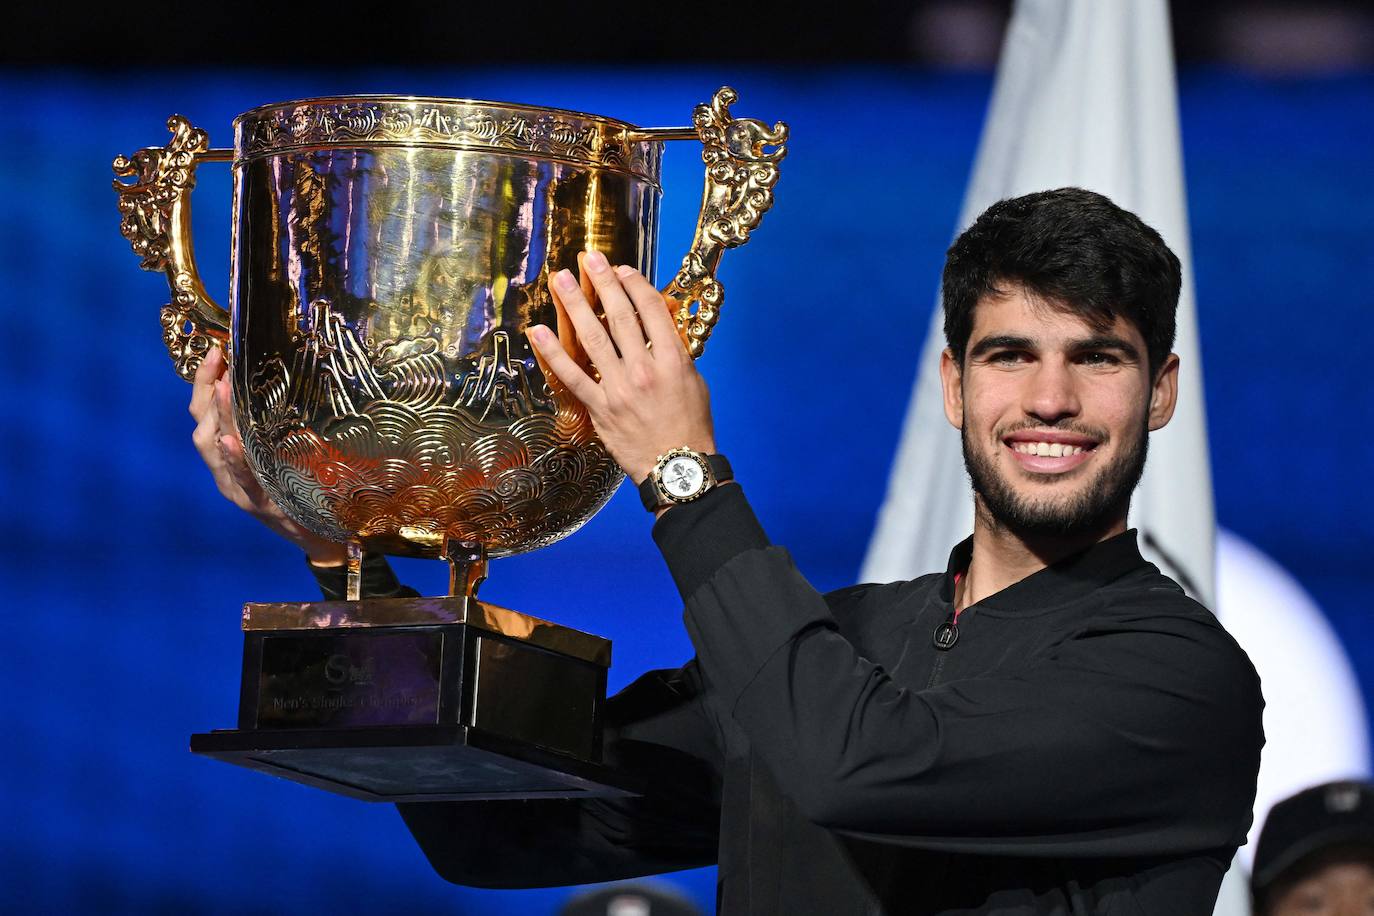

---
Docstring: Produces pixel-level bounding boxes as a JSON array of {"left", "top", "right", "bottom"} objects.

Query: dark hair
[{"left": 942, "top": 188, "right": 1181, "bottom": 377}]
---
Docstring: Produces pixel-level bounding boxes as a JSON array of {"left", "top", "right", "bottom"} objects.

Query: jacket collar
[{"left": 938, "top": 529, "right": 1152, "bottom": 613}]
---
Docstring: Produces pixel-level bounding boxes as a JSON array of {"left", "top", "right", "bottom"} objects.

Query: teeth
[{"left": 1013, "top": 442, "right": 1085, "bottom": 457}]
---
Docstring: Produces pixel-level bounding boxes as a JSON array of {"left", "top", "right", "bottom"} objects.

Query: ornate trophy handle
[
  {"left": 653, "top": 87, "right": 788, "bottom": 359},
  {"left": 113, "top": 116, "right": 233, "bottom": 381}
]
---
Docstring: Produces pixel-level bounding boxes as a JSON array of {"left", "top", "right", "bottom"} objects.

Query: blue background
[{"left": 2, "top": 68, "right": 1371, "bottom": 913}]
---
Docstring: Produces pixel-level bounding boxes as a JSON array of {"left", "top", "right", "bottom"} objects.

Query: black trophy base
[
  {"left": 190, "top": 724, "right": 641, "bottom": 802},
  {"left": 191, "top": 594, "right": 639, "bottom": 802}
]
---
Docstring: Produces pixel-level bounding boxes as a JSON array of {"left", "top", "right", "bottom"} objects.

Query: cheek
[
  {"left": 963, "top": 379, "right": 1018, "bottom": 438},
  {"left": 1083, "top": 379, "right": 1153, "bottom": 436},
  {"left": 1107, "top": 403, "right": 1151, "bottom": 442}
]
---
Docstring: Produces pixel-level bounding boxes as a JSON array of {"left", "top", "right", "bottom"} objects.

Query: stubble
[{"left": 961, "top": 419, "right": 1149, "bottom": 539}]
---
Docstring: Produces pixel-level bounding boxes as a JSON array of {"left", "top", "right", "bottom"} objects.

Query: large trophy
[{"left": 113, "top": 89, "right": 786, "bottom": 802}]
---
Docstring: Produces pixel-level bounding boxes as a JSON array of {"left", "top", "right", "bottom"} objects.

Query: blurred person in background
[{"left": 1252, "top": 781, "right": 1374, "bottom": 916}]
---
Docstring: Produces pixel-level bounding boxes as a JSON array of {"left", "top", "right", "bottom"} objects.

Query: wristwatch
[{"left": 638, "top": 447, "right": 733, "bottom": 512}]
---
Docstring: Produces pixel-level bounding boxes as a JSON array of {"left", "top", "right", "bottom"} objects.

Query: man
[
  {"left": 1251, "top": 781, "right": 1374, "bottom": 916},
  {"left": 191, "top": 188, "right": 1263, "bottom": 914}
]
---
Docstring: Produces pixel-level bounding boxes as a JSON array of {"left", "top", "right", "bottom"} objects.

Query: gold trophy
[{"left": 113, "top": 89, "right": 786, "bottom": 801}]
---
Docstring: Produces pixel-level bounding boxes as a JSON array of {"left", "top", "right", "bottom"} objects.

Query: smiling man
[
  {"left": 191, "top": 188, "right": 1264, "bottom": 914},
  {"left": 932, "top": 187, "right": 1186, "bottom": 608},
  {"left": 510, "top": 187, "right": 1263, "bottom": 914}
]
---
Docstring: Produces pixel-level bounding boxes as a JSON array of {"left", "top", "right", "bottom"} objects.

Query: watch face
[{"left": 661, "top": 455, "right": 706, "bottom": 500}]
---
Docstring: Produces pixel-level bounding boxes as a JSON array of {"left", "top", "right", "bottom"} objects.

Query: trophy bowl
[
  {"left": 115, "top": 88, "right": 787, "bottom": 570},
  {"left": 111, "top": 89, "right": 787, "bottom": 802}
]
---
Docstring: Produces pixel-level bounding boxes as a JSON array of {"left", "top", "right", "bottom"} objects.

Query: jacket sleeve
[
  {"left": 654, "top": 487, "right": 1264, "bottom": 858},
  {"left": 310, "top": 555, "right": 723, "bottom": 888}
]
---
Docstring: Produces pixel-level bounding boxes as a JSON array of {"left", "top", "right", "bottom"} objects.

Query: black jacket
[{"left": 321, "top": 486, "right": 1264, "bottom": 914}]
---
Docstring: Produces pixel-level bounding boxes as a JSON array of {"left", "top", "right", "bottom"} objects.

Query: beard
[{"left": 961, "top": 418, "right": 1148, "bottom": 539}]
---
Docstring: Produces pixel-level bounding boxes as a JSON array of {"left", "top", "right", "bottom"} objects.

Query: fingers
[
  {"left": 537, "top": 252, "right": 685, "bottom": 415},
  {"left": 214, "top": 376, "right": 242, "bottom": 438},
  {"left": 192, "top": 409, "right": 247, "bottom": 507},
  {"left": 213, "top": 380, "right": 259, "bottom": 499},
  {"left": 582, "top": 250, "right": 648, "bottom": 362},
  {"left": 575, "top": 250, "right": 597, "bottom": 310},
  {"left": 184, "top": 347, "right": 316, "bottom": 537},
  {"left": 191, "top": 406, "right": 221, "bottom": 468},
  {"left": 192, "top": 367, "right": 226, "bottom": 468},
  {"left": 218, "top": 432, "right": 266, "bottom": 502},
  {"left": 615, "top": 265, "right": 686, "bottom": 358},
  {"left": 526, "top": 323, "right": 605, "bottom": 408},
  {"left": 551, "top": 267, "right": 620, "bottom": 373},
  {"left": 547, "top": 272, "right": 587, "bottom": 369},
  {"left": 188, "top": 353, "right": 255, "bottom": 510},
  {"left": 189, "top": 345, "right": 225, "bottom": 421}
]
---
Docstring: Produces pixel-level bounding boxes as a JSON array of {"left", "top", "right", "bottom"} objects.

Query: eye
[
  {"left": 987, "top": 349, "right": 1030, "bottom": 365},
  {"left": 1292, "top": 890, "right": 1326, "bottom": 912},
  {"left": 1076, "top": 351, "right": 1122, "bottom": 367}
]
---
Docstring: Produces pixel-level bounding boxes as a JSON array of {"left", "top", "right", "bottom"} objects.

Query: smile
[
  {"left": 1010, "top": 442, "right": 1086, "bottom": 457},
  {"left": 1003, "top": 434, "right": 1099, "bottom": 474}
]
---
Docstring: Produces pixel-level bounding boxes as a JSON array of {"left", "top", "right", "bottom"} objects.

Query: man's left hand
[{"left": 526, "top": 249, "right": 716, "bottom": 484}]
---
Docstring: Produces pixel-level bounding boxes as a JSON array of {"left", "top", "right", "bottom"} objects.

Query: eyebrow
[
  {"left": 967, "top": 335, "right": 1034, "bottom": 358},
  {"left": 1070, "top": 335, "right": 1142, "bottom": 361},
  {"left": 967, "top": 333, "right": 1141, "bottom": 361}
]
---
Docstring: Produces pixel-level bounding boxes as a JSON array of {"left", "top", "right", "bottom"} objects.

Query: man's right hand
[{"left": 189, "top": 346, "right": 349, "bottom": 567}]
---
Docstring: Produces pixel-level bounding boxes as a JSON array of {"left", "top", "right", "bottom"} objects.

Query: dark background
[
  {"left": 5, "top": 1, "right": 1373, "bottom": 71},
  {"left": 3, "top": 2, "right": 1372, "bottom": 913}
]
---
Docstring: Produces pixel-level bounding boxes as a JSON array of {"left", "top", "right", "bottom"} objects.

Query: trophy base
[
  {"left": 190, "top": 724, "right": 641, "bottom": 802},
  {"left": 191, "top": 594, "right": 637, "bottom": 802}
]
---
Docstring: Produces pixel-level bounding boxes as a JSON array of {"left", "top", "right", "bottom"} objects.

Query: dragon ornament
[
  {"left": 113, "top": 115, "right": 231, "bottom": 380},
  {"left": 663, "top": 87, "right": 789, "bottom": 358}
]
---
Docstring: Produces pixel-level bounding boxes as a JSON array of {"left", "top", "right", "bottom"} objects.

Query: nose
[{"left": 1022, "top": 359, "right": 1081, "bottom": 425}]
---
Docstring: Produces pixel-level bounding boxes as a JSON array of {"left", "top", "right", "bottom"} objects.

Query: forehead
[{"left": 970, "top": 287, "right": 1144, "bottom": 347}]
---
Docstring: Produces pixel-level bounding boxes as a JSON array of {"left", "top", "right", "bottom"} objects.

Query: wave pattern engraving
[{"left": 240, "top": 299, "right": 622, "bottom": 557}]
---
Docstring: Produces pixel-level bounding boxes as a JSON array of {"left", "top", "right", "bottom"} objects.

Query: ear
[
  {"left": 1147, "top": 353, "right": 1180, "bottom": 431},
  {"left": 939, "top": 348, "right": 964, "bottom": 429}
]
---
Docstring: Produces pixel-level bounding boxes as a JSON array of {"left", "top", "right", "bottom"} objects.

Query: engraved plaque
[{"left": 256, "top": 631, "right": 443, "bottom": 728}]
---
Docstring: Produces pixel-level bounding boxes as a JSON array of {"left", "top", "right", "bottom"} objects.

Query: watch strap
[{"left": 707, "top": 453, "right": 733, "bottom": 486}]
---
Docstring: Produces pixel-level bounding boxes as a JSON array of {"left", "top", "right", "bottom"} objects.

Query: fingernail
[
  {"left": 526, "top": 324, "right": 549, "bottom": 345},
  {"left": 584, "top": 250, "right": 608, "bottom": 272},
  {"left": 554, "top": 269, "right": 577, "bottom": 292},
  {"left": 613, "top": 264, "right": 636, "bottom": 278}
]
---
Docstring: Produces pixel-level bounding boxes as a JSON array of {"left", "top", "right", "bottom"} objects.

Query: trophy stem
[
  {"left": 346, "top": 541, "right": 364, "bottom": 601},
  {"left": 443, "top": 539, "right": 488, "bottom": 598}
]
